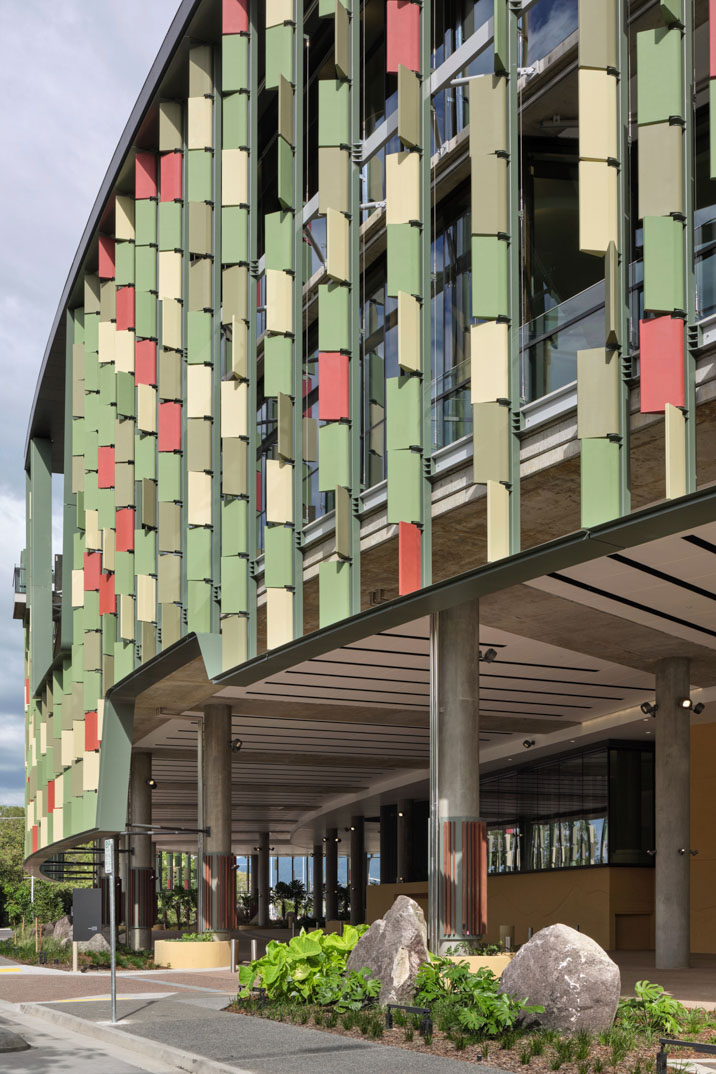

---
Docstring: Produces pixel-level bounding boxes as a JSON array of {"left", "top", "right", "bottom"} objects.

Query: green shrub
[
  {"left": 175, "top": 931, "right": 217, "bottom": 942},
  {"left": 617, "top": 981, "right": 689, "bottom": 1035}
]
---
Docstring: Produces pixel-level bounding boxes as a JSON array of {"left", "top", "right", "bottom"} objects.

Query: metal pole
[
  {"left": 105, "top": 838, "right": 117, "bottom": 1025},
  {"left": 197, "top": 718, "right": 205, "bottom": 932}
]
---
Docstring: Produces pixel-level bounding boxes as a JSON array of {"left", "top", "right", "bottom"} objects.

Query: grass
[{"left": 0, "top": 937, "right": 155, "bottom": 970}]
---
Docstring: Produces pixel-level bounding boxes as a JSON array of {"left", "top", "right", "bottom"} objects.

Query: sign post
[{"left": 104, "top": 838, "right": 117, "bottom": 1024}]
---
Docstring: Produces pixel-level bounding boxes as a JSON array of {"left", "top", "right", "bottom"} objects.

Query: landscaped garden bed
[{"left": 0, "top": 937, "right": 156, "bottom": 971}]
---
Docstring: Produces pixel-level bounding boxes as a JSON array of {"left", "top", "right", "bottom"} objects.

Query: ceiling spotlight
[
  {"left": 480, "top": 648, "right": 498, "bottom": 663},
  {"left": 522, "top": 739, "right": 535, "bottom": 749},
  {"left": 640, "top": 702, "right": 658, "bottom": 718},
  {"left": 334, "top": 836, "right": 341, "bottom": 843},
  {"left": 397, "top": 811, "right": 404, "bottom": 818},
  {"left": 231, "top": 737, "right": 243, "bottom": 752},
  {"left": 693, "top": 702, "right": 705, "bottom": 715},
  {"left": 680, "top": 697, "right": 693, "bottom": 710},
  {"left": 145, "top": 777, "right": 158, "bottom": 789}
]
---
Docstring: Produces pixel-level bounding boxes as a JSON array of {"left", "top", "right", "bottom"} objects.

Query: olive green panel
[
  {"left": 398, "top": 65, "right": 421, "bottom": 150},
  {"left": 83, "top": 632, "right": 101, "bottom": 672},
  {"left": 318, "top": 147, "right": 349, "bottom": 214},
  {"left": 222, "top": 436, "right": 248, "bottom": 496},
  {"left": 221, "top": 556, "right": 249, "bottom": 613},
  {"left": 159, "top": 501, "right": 181, "bottom": 552},
  {"left": 578, "top": 0, "right": 617, "bottom": 70},
  {"left": 159, "top": 201, "right": 182, "bottom": 251},
  {"left": 386, "top": 375, "right": 421, "bottom": 451},
  {"left": 319, "top": 559, "right": 351, "bottom": 628},
  {"left": 368, "top": 352, "right": 385, "bottom": 405},
  {"left": 638, "top": 122, "right": 683, "bottom": 219},
  {"left": 222, "top": 265, "right": 248, "bottom": 323},
  {"left": 265, "top": 525, "right": 294, "bottom": 588},
  {"left": 187, "top": 311, "right": 213, "bottom": 363},
  {"left": 277, "top": 135, "right": 294, "bottom": 211},
  {"left": 318, "top": 282, "right": 350, "bottom": 351},
  {"left": 335, "top": 484, "right": 351, "bottom": 560},
  {"left": 643, "top": 216, "right": 685, "bottom": 313},
  {"left": 98, "top": 364, "right": 116, "bottom": 406},
  {"left": 222, "top": 206, "right": 249, "bottom": 264},
  {"left": 85, "top": 392, "right": 100, "bottom": 434},
  {"left": 264, "top": 335, "right": 293, "bottom": 396},
  {"left": 222, "top": 33, "right": 249, "bottom": 93},
  {"left": 85, "top": 313, "right": 100, "bottom": 352},
  {"left": 265, "top": 24, "right": 294, "bottom": 89},
  {"left": 189, "top": 202, "right": 213, "bottom": 257},
  {"left": 115, "top": 241, "right": 135, "bottom": 286},
  {"left": 158, "top": 554, "right": 181, "bottom": 604},
  {"left": 187, "top": 527, "right": 212, "bottom": 580},
  {"left": 100, "top": 280, "right": 116, "bottom": 322},
  {"left": 334, "top": 0, "right": 350, "bottom": 78},
  {"left": 97, "top": 488, "right": 115, "bottom": 529},
  {"left": 135, "top": 527, "right": 157, "bottom": 575},
  {"left": 161, "top": 604, "right": 182, "bottom": 649},
  {"left": 159, "top": 101, "right": 182, "bottom": 151},
  {"left": 85, "top": 351, "right": 99, "bottom": 393},
  {"left": 318, "top": 422, "right": 350, "bottom": 491},
  {"left": 135, "top": 290, "right": 157, "bottom": 340},
  {"left": 115, "top": 418, "right": 135, "bottom": 462},
  {"left": 472, "top": 236, "right": 509, "bottom": 319},
  {"left": 162, "top": 299, "right": 183, "bottom": 352},
  {"left": 189, "top": 44, "right": 213, "bottom": 96},
  {"left": 386, "top": 224, "right": 421, "bottom": 298},
  {"left": 303, "top": 416, "right": 318, "bottom": 462},
  {"left": 636, "top": 28, "right": 683, "bottom": 126},
  {"left": 135, "top": 432, "right": 156, "bottom": 480},
  {"left": 135, "top": 200, "right": 157, "bottom": 246},
  {"left": 141, "top": 621, "right": 156, "bottom": 662},
  {"left": 187, "top": 417, "right": 212, "bottom": 470},
  {"left": 114, "top": 638, "right": 135, "bottom": 679},
  {"left": 581, "top": 438, "right": 621, "bottom": 528},
  {"left": 187, "top": 150, "right": 213, "bottom": 202},
  {"left": 222, "top": 497, "right": 248, "bottom": 556},
  {"left": 386, "top": 449, "right": 422, "bottom": 525},
  {"left": 159, "top": 351, "right": 182, "bottom": 400},
  {"left": 605, "top": 241, "right": 620, "bottom": 347},
  {"left": 278, "top": 75, "right": 294, "bottom": 146},
  {"left": 158, "top": 452, "right": 182, "bottom": 502},
  {"left": 265, "top": 211, "right": 294, "bottom": 271},
  {"left": 115, "top": 372, "right": 134, "bottom": 419},
  {"left": 85, "top": 276, "right": 101, "bottom": 314},
  {"left": 577, "top": 349, "right": 620, "bottom": 439},
  {"left": 115, "top": 464, "right": 135, "bottom": 508},
  {"left": 223, "top": 91, "right": 249, "bottom": 150},
  {"left": 278, "top": 393, "right": 293, "bottom": 461},
  {"left": 469, "top": 76, "right": 507, "bottom": 157},
  {"left": 189, "top": 258, "right": 213, "bottom": 311},
  {"left": 84, "top": 433, "right": 99, "bottom": 474},
  {"left": 494, "top": 0, "right": 507, "bottom": 73},
  {"left": 318, "top": 79, "right": 350, "bottom": 147},
  {"left": 472, "top": 154, "right": 508, "bottom": 236},
  {"left": 98, "top": 402, "right": 116, "bottom": 445},
  {"left": 136, "top": 245, "right": 157, "bottom": 293},
  {"left": 187, "top": 580, "right": 211, "bottom": 633},
  {"left": 473, "top": 402, "right": 510, "bottom": 483}
]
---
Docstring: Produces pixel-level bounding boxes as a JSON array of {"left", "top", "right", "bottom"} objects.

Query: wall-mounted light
[
  {"left": 522, "top": 739, "right": 535, "bottom": 750},
  {"left": 145, "top": 777, "right": 158, "bottom": 789},
  {"left": 479, "top": 648, "right": 498, "bottom": 663},
  {"left": 397, "top": 811, "right": 404, "bottom": 818},
  {"left": 680, "top": 698, "right": 705, "bottom": 715},
  {"left": 680, "top": 697, "right": 693, "bottom": 710},
  {"left": 231, "top": 737, "right": 243, "bottom": 752},
  {"left": 640, "top": 701, "right": 658, "bottom": 717},
  {"left": 693, "top": 702, "right": 705, "bottom": 715}
]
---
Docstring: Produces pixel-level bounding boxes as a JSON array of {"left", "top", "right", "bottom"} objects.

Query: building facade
[{"left": 17, "top": 0, "right": 716, "bottom": 964}]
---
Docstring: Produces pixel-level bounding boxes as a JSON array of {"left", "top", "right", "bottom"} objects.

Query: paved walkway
[{"left": 614, "top": 951, "right": 716, "bottom": 1008}]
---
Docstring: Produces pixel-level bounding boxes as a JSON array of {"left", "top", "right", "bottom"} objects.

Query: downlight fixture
[
  {"left": 145, "top": 777, "right": 158, "bottom": 790},
  {"left": 640, "top": 702, "right": 658, "bottom": 717},
  {"left": 680, "top": 697, "right": 693, "bottom": 710},
  {"left": 522, "top": 739, "right": 535, "bottom": 749}
]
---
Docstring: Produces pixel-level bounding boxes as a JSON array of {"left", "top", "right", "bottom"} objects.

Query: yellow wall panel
[
  {"left": 266, "top": 270, "right": 294, "bottom": 335},
  {"left": 221, "top": 379, "right": 248, "bottom": 437},
  {"left": 53, "top": 806, "right": 63, "bottom": 843},
  {"left": 230, "top": 316, "right": 248, "bottom": 379},
  {"left": 85, "top": 509, "right": 101, "bottom": 550},
  {"left": 115, "top": 195, "right": 135, "bottom": 241},
  {"left": 188, "top": 471, "right": 212, "bottom": 525},
  {"left": 398, "top": 291, "right": 421, "bottom": 373},
  {"left": 266, "top": 458, "right": 294, "bottom": 524},
  {"left": 579, "top": 69, "right": 618, "bottom": 162},
  {"left": 162, "top": 298, "right": 183, "bottom": 351},
  {"left": 326, "top": 209, "right": 350, "bottom": 282},
  {"left": 72, "top": 570, "right": 85, "bottom": 608},
  {"left": 266, "top": 587, "right": 294, "bottom": 649},
  {"left": 83, "top": 750, "right": 100, "bottom": 792},
  {"left": 103, "top": 527, "right": 116, "bottom": 572},
  {"left": 187, "top": 95, "right": 213, "bottom": 150},
  {"left": 98, "top": 320, "right": 116, "bottom": 364},
  {"left": 665, "top": 402, "right": 687, "bottom": 500},
  {"left": 115, "top": 330, "right": 135, "bottom": 373},
  {"left": 187, "top": 364, "right": 213, "bottom": 418},
  {"left": 159, "top": 251, "right": 183, "bottom": 300},
  {"left": 386, "top": 152, "right": 420, "bottom": 225},
  {"left": 137, "top": 574, "right": 157, "bottom": 623},
  {"left": 469, "top": 75, "right": 508, "bottom": 157},
  {"left": 266, "top": 0, "right": 294, "bottom": 26},
  {"left": 120, "top": 595, "right": 135, "bottom": 640},
  {"left": 137, "top": 384, "right": 157, "bottom": 433},
  {"left": 470, "top": 321, "right": 508, "bottom": 404},
  {"left": 222, "top": 149, "right": 249, "bottom": 206},
  {"left": 579, "top": 160, "right": 618, "bottom": 256}
]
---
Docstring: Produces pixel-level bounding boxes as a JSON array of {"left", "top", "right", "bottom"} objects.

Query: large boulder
[
  {"left": 345, "top": 895, "right": 429, "bottom": 1006},
  {"left": 53, "top": 915, "right": 72, "bottom": 947},
  {"left": 77, "top": 931, "right": 111, "bottom": 954},
  {"left": 42, "top": 921, "right": 55, "bottom": 938},
  {"left": 499, "top": 923, "right": 620, "bottom": 1033}
]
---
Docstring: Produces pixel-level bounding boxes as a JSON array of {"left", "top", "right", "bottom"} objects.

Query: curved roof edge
[{"left": 24, "top": 0, "right": 204, "bottom": 471}]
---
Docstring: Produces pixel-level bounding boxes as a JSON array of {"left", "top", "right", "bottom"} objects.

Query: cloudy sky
[{"left": 0, "top": 1, "right": 180, "bottom": 804}]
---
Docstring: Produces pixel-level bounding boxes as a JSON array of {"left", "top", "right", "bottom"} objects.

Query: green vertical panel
[
  {"left": 472, "top": 236, "right": 509, "bottom": 319},
  {"left": 386, "top": 224, "right": 421, "bottom": 297},
  {"left": 221, "top": 207, "right": 249, "bottom": 265},
  {"left": 116, "top": 373, "right": 135, "bottom": 418},
  {"left": 135, "top": 291, "right": 157, "bottom": 339},
  {"left": 135, "top": 529, "right": 157, "bottom": 575},
  {"left": 114, "top": 640, "right": 134, "bottom": 681},
  {"left": 369, "top": 353, "right": 385, "bottom": 405},
  {"left": 158, "top": 453, "right": 182, "bottom": 501},
  {"left": 223, "top": 92, "right": 249, "bottom": 148},
  {"left": 187, "top": 311, "right": 213, "bottom": 363},
  {"left": 578, "top": 0, "right": 617, "bottom": 70},
  {"left": 318, "top": 80, "right": 350, "bottom": 146},
  {"left": 187, "top": 528, "right": 212, "bottom": 580},
  {"left": 277, "top": 136, "right": 293, "bottom": 211},
  {"left": 265, "top": 24, "right": 294, "bottom": 90},
  {"left": 84, "top": 352, "right": 99, "bottom": 392},
  {"left": 264, "top": 525, "right": 294, "bottom": 587},
  {"left": 97, "top": 488, "right": 115, "bottom": 529},
  {"left": 386, "top": 449, "right": 422, "bottom": 524},
  {"left": 159, "top": 202, "right": 182, "bottom": 251},
  {"left": 318, "top": 422, "right": 350, "bottom": 490},
  {"left": 136, "top": 246, "right": 157, "bottom": 292},
  {"left": 222, "top": 498, "right": 248, "bottom": 556},
  {"left": 222, "top": 33, "right": 250, "bottom": 93},
  {"left": 85, "top": 313, "right": 99, "bottom": 352},
  {"left": 265, "top": 212, "right": 294, "bottom": 271},
  {"left": 187, "top": 150, "right": 213, "bottom": 201},
  {"left": 115, "top": 241, "right": 135, "bottom": 285},
  {"left": 494, "top": 0, "right": 507, "bottom": 73},
  {"left": 135, "top": 433, "right": 156, "bottom": 480},
  {"left": 319, "top": 560, "right": 351, "bottom": 628},
  {"left": 386, "top": 376, "right": 421, "bottom": 450},
  {"left": 264, "top": 336, "right": 293, "bottom": 397},
  {"left": 135, "top": 200, "right": 157, "bottom": 246},
  {"left": 220, "top": 557, "right": 248, "bottom": 613},
  {"left": 643, "top": 216, "right": 685, "bottom": 312},
  {"left": 98, "top": 403, "right": 116, "bottom": 445},
  {"left": 188, "top": 580, "right": 211, "bottom": 632},
  {"left": 159, "top": 502, "right": 181, "bottom": 552},
  {"left": 29, "top": 439, "right": 53, "bottom": 694},
  {"left": 581, "top": 439, "right": 621, "bottom": 527},
  {"left": 318, "top": 283, "right": 350, "bottom": 351},
  {"left": 115, "top": 552, "right": 134, "bottom": 595},
  {"left": 636, "top": 28, "right": 683, "bottom": 125}
]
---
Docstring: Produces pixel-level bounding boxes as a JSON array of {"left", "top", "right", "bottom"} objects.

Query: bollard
[
  {"left": 250, "top": 938, "right": 258, "bottom": 962},
  {"left": 230, "top": 938, "right": 238, "bottom": 972},
  {"left": 72, "top": 941, "right": 79, "bottom": 973},
  {"left": 527, "top": 927, "right": 533, "bottom": 939}
]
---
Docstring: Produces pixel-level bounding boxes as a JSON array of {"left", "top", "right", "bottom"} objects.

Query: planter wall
[
  {"left": 446, "top": 953, "right": 515, "bottom": 975},
  {"left": 153, "top": 939, "right": 231, "bottom": 969}
]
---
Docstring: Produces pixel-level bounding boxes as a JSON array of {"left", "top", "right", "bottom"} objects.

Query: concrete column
[
  {"left": 257, "top": 832, "right": 270, "bottom": 927},
  {"left": 250, "top": 853, "right": 259, "bottom": 918},
  {"left": 349, "top": 817, "right": 365, "bottom": 925},
  {"left": 655, "top": 657, "right": 691, "bottom": 969},
  {"left": 397, "top": 799, "right": 413, "bottom": 883},
  {"left": 203, "top": 704, "right": 235, "bottom": 936},
  {"left": 312, "top": 844, "right": 323, "bottom": 922},
  {"left": 129, "top": 753, "right": 153, "bottom": 951},
  {"left": 324, "top": 828, "right": 338, "bottom": 921},
  {"left": 429, "top": 600, "right": 480, "bottom": 952}
]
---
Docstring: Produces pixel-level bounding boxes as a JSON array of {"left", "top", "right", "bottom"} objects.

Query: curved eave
[{"left": 23, "top": 0, "right": 214, "bottom": 471}]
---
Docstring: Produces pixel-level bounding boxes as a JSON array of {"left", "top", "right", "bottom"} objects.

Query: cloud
[{"left": 0, "top": 1, "right": 179, "bottom": 806}]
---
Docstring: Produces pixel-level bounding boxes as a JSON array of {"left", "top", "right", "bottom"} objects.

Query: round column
[
  {"left": 202, "top": 704, "right": 235, "bottom": 937},
  {"left": 397, "top": 799, "right": 413, "bottom": 883},
  {"left": 312, "top": 844, "right": 323, "bottom": 923},
  {"left": 349, "top": 816, "right": 365, "bottom": 925},
  {"left": 129, "top": 753, "right": 155, "bottom": 951},
  {"left": 257, "top": 832, "right": 270, "bottom": 927},
  {"left": 324, "top": 828, "right": 338, "bottom": 922}
]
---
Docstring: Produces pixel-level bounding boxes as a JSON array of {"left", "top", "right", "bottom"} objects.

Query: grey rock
[
  {"left": 499, "top": 923, "right": 621, "bottom": 1032},
  {"left": 53, "top": 915, "right": 72, "bottom": 943},
  {"left": 77, "top": 931, "right": 111, "bottom": 953},
  {"left": 41, "top": 921, "right": 55, "bottom": 938},
  {"left": 0, "top": 1028, "right": 30, "bottom": 1053},
  {"left": 345, "top": 895, "right": 430, "bottom": 1006}
]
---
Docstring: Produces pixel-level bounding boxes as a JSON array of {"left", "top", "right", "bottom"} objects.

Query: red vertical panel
[
  {"left": 84, "top": 552, "right": 102, "bottom": 591},
  {"left": 639, "top": 316, "right": 685, "bottom": 412},
  {"left": 223, "top": 0, "right": 249, "bottom": 33},
  {"left": 386, "top": 0, "right": 420, "bottom": 73},
  {"left": 116, "top": 508, "right": 135, "bottom": 552},
  {"left": 398, "top": 521, "right": 421, "bottom": 595},
  {"left": 116, "top": 286, "right": 135, "bottom": 331},
  {"left": 158, "top": 402, "right": 182, "bottom": 452},
  {"left": 99, "top": 572, "right": 116, "bottom": 616},
  {"left": 47, "top": 780, "right": 55, "bottom": 813},
  {"left": 136, "top": 151, "right": 157, "bottom": 199},
  {"left": 318, "top": 352, "right": 350, "bottom": 419},
  {"left": 97, "top": 446, "right": 115, "bottom": 489},
  {"left": 98, "top": 236, "right": 115, "bottom": 279},
  {"left": 135, "top": 339, "right": 157, "bottom": 385},
  {"left": 160, "top": 151, "right": 183, "bottom": 203},
  {"left": 84, "top": 711, "right": 100, "bottom": 752},
  {"left": 32, "top": 826, "right": 38, "bottom": 853}
]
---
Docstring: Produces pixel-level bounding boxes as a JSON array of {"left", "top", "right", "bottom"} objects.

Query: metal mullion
[
  {"left": 248, "top": 0, "right": 259, "bottom": 660},
  {"left": 292, "top": 4, "right": 304, "bottom": 640},
  {"left": 349, "top": 0, "right": 361, "bottom": 614},
  {"left": 421, "top": 0, "right": 434, "bottom": 588},
  {"left": 617, "top": 0, "right": 632, "bottom": 516},
  {"left": 508, "top": 1, "right": 522, "bottom": 554}
]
